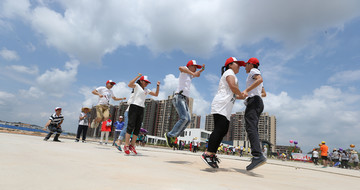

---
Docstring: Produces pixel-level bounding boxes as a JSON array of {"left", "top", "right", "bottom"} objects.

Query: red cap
[
  {"left": 139, "top": 76, "right": 151, "bottom": 84},
  {"left": 225, "top": 57, "right": 246, "bottom": 67},
  {"left": 186, "top": 60, "right": 202, "bottom": 69},
  {"left": 55, "top": 107, "right": 62, "bottom": 111},
  {"left": 106, "top": 80, "right": 116, "bottom": 85},
  {"left": 247, "top": 57, "right": 260, "bottom": 66}
]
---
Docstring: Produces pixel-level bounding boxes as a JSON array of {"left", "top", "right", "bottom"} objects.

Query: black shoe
[
  {"left": 82, "top": 140, "right": 86, "bottom": 143},
  {"left": 75, "top": 139, "right": 79, "bottom": 142},
  {"left": 43, "top": 138, "right": 49, "bottom": 141},
  {"left": 53, "top": 139, "right": 61, "bottom": 142},
  {"left": 201, "top": 153, "right": 220, "bottom": 168},
  {"left": 164, "top": 133, "right": 174, "bottom": 148},
  {"left": 246, "top": 156, "right": 266, "bottom": 171}
]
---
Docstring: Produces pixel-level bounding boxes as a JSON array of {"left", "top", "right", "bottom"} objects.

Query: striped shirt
[{"left": 49, "top": 113, "right": 64, "bottom": 125}]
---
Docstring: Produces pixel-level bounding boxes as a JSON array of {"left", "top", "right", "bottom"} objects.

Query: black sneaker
[
  {"left": 164, "top": 133, "right": 174, "bottom": 148},
  {"left": 201, "top": 153, "right": 220, "bottom": 168},
  {"left": 43, "top": 138, "right": 49, "bottom": 141},
  {"left": 75, "top": 139, "right": 79, "bottom": 142},
  {"left": 246, "top": 156, "right": 266, "bottom": 171},
  {"left": 53, "top": 139, "right": 61, "bottom": 142}
]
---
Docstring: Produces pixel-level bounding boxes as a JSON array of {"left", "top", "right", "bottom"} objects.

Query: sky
[{"left": 1, "top": 0, "right": 360, "bottom": 153}]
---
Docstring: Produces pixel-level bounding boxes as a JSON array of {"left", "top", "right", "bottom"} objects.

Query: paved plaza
[{"left": 1, "top": 133, "right": 359, "bottom": 190}]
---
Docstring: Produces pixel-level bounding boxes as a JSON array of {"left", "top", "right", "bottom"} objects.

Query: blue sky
[{"left": 1, "top": 0, "right": 360, "bottom": 152}]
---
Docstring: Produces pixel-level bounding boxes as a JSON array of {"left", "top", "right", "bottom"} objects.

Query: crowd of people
[
  {"left": 312, "top": 141, "right": 359, "bottom": 170},
  {"left": 42, "top": 57, "right": 268, "bottom": 171}
]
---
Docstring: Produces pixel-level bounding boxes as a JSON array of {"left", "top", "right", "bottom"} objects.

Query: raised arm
[
  {"left": 128, "top": 73, "right": 142, "bottom": 88},
  {"left": 149, "top": 81, "right": 160, "bottom": 97},
  {"left": 92, "top": 89, "right": 103, "bottom": 98}
]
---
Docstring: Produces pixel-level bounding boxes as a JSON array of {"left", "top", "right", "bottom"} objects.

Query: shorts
[
  {"left": 96, "top": 104, "right": 110, "bottom": 120},
  {"left": 321, "top": 156, "right": 328, "bottom": 160}
]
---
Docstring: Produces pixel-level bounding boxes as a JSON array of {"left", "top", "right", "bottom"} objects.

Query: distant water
[{"left": 0, "top": 124, "right": 67, "bottom": 135}]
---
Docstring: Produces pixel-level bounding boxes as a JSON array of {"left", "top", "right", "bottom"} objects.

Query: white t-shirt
[
  {"left": 176, "top": 71, "right": 193, "bottom": 97},
  {"left": 313, "top": 151, "right": 319, "bottom": 158},
  {"left": 246, "top": 68, "right": 263, "bottom": 97},
  {"left": 131, "top": 83, "right": 151, "bottom": 108},
  {"left": 96, "top": 86, "right": 115, "bottom": 105},
  {"left": 78, "top": 112, "right": 89, "bottom": 125},
  {"left": 211, "top": 69, "right": 238, "bottom": 120},
  {"left": 125, "top": 93, "right": 135, "bottom": 112}
]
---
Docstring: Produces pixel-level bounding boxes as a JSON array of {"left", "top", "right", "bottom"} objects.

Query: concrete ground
[{"left": 1, "top": 133, "right": 359, "bottom": 190}]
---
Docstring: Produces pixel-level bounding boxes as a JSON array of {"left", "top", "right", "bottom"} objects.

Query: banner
[{"left": 291, "top": 153, "right": 312, "bottom": 162}]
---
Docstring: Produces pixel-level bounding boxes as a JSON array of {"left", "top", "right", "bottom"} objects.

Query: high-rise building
[
  {"left": 205, "top": 112, "right": 277, "bottom": 152},
  {"left": 142, "top": 98, "right": 158, "bottom": 135},
  {"left": 205, "top": 114, "right": 214, "bottom": 132},
  {"left": 153, "top": 95, "right": 194, "bottom": 137},
  {"left": 190, "top": 114, "right": 201, "bottom": 129}
]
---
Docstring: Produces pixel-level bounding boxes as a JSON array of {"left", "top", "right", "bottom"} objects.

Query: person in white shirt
[
  {"left": 201, "top": 57, "right": 246, "bottom": 168},
  {"left": 312, "top": 149, "right": 319, "bottom": 165},
  {"left": 164, "top": 60, "right": 205, "bottom": 147},
  {"left": 91, "top": 80, "right": 126, "bottom": 128},
  {"left": 124, "top": 74, "right": 160, "bottom": 155},
  {"left": 243, "top": 57, "right": 267, "bottom": 171},
  {"left": 75, "top": 107, "right": 91, "bottom": 142}
]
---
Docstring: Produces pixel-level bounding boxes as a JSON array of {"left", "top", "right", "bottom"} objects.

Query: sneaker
[
  {"left": 99, "top": 142, "right": 103, "bottom": 145},
  {"left": 114, "top": 143, "right": 122, "bottom": 151},
  {"left": 201, "top": 153, "right": 220, "bottom": 168},
  {"left": 246, "top": 156, "right": 266, "bottom": 171},
  {"left": 124, "top": 146, "right": 130, "bottom": 155},
  {"left": 82, "top": 140, "right": 86, "bottom": 143},
  {"left": 129, "top": 145, "right": 137, "bottom": 155},
  {"left": 75, "top": 139, "right": 79, "bottom": 142},
  {"left": 43, "top": 138, "right": 49, "bottom": 141},
  {"left": 164, "top": 133, "right": 174, "bottom": 148},
  {"left": 53, "top": 139, "right": 61, "bottom": 142}
]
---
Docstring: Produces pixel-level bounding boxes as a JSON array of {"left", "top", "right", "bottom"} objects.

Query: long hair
[
  {"left": 221, "top": 63, "right": 231, "bottom": 76},
  {"left": 131, "top": 80, "right": 142, "bottom": 93}
]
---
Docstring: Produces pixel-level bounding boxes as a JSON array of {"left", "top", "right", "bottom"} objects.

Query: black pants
[
  {"left": 76, "top": 125, "right": 88, "bottom": 140},
  {"left": 45, "top": 125, "right": 62, "bottom": 140},
  {"left": 207, "top": 114, "right": 230, "bottom": 153},
  {"left": 245, "top": 96, "right": 264, "bottom": 157},
  {"left": 127, "top": 104, "right": 144, "bottom": 136}
]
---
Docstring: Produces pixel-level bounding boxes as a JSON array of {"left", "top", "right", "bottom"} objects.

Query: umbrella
[{"left": 140, "top": 128, "right": 148, "bottom": 134}]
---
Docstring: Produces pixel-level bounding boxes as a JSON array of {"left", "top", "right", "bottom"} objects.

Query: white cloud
[
  {"left": 263, "top": 86, "right": 360, "bottom": 152},
  {"left": 0, "top": 0, "right": 30, "bottom": 18},
  {"left": 328, "top": 69, "right": 360, "bottom": 84},
  {"left": 0, "top": 91, "right": 15, "bottom": 105},
  {"left": 2, "top": 0, "right": 360, "bottom": 62},
  {"left": 0, "top": 48, "right": 19, "bottom": 61},
  {"left": 36, "top": 60, "right": 79, "bottom": 97},
  {"left": 6, "top": 65, "right": 39, "bottom": 75}
]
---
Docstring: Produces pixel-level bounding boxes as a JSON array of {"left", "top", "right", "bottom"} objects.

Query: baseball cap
[
  {"left": 247, "top": 57, "right": 260, "bottom": 66},
  {"left": 119, "top": 116, "right": 123, "bottom": 118},
  {"left": 225, "top": 57, "right": 246, "bottom": 67},
  {"left": 106, "top": 80, "right": 116, "bottom": 85},
  {"left": 139, "top": 76, "right": 151, "bottom": 83},
  {"left": 186, "top": 60, "right": 202, "bottom": 69},
  {"left": 55, "top": 107, "right": 62, "bottom": 111}
]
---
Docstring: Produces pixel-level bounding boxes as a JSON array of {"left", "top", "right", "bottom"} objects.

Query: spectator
[{"left": 75, "top": 107, "right": 91, "bottom": 142}]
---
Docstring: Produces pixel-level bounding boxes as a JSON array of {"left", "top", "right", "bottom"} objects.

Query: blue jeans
[
  {"left": 168, "top": 94, "right": 191, "bottom": 137},
  {"left": 118, "top": 111, "right": 128, "bottom": 141}
]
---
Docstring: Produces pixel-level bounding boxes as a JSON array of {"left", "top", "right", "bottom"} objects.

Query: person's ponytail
[
  {"left": 221, "top": 64, "right": 231, "bottom": 76},
  {"left": 131, "top": 80, "right": 142, "bottom": 93}
]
